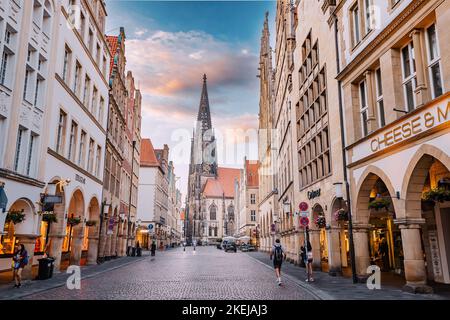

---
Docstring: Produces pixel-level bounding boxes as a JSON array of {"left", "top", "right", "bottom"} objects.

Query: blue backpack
[{"left": 22, "top": 252, "right": 29, "bottom": 265}]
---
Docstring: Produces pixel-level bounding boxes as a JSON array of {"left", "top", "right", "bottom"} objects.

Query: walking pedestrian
[
  {"left": 151, "top": 240, "right": 156, "bottom": 257},
  {"left": 270, "top": 239, "right": 286, "bottom": 286},
  {"left": 12, "top": 244, "right": 28, "bottom": 288},
  {"left": 302, "top": 240, "right": 314, "bottom": 282}
]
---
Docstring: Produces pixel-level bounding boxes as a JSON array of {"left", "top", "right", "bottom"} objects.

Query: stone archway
[
  {"left": 401, "top": 147, "right": 450, "bottom": 290},
  {"left": 66, "top": 189, "right": 85, "bottom": 267},
  {"left": 5, "top": 198, "right": 37, "bottom": 280},
  {"left": 86, "top": 197, "right": 100, "bottom": 265},
  {"left": 354, "top": 168, "right": 398, "bottom": 281}
]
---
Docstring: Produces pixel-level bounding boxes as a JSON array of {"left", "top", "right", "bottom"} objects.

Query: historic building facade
[
  {"left": 43, "top": 0, "right": 109, "bottom": 272},
  {"left": 336, "top": 0, "right": 450, "bottom": 292},
  {"left": 257, "top": 13, "right": 280, "bottom": 254},
  {"left": 136, "top": 139, "right": 170, "bottom": 249},
  {"left": 290, "top": 0, "right": 347, "bottom": 275},
  {"left": 0, "top": 0, "right": 59, "bottom": 275},
  {"left": 236, "top": 159, "right": 259, "bottom": 244},
  {"left": 98, "top": 28, "right": 127, "bottom": 261},
  {"left": 273, "top": 1, "right": 299, "bottom": 263}
]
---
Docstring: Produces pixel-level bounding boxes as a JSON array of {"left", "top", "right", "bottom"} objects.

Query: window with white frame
[
  {"left": 401, "top": 42, "right": 417, "bottom": 112},
  {"left": 426, "top": 24, "right": 443, "bottom": 99},
  {"left": 56, "top": 110, "right": 67, "bottom": 154},
  {"left": 250, "top": 194, "right": 256, "bottom": 204},
  {"left": 78, "top": 130, "right": 86, "bottom": 167},
  {"left": 363, "top": 0, "right": 373, "bottom": 34},
  {"left": 0, "top": 51, "right": 11, "bottom": 86},
  {"left": 251, "top": 210, "right": 256, "bottom": 222},
  {"left": 91, "top": 86, "right": 98, "bottom": 115},
  {"left": 26, "top": 134, "right": 37, "bottom": 177},
  {"left": 87, "top": 138, "right": 95, "bottom": 173},
  {"left": 351, "top": 3, "right": 361, "bottom": 46},
  {"left": 62, "top": 45, "right": 71, "bottom": 83},
  {"left": 73, "top": 61, "right": 81, "bottom": 96},
  {"left": 68, "top": 121, "right": 78, "bottom": 162},
  {"left": 95, "top": 145, "right": 101, "bottom": 176},
  {"left": 359, "top": 80, "right": 369, "bottom": 137},
  {"left": 14, "top": 128, "right": 26, "bottom": 172},
  {"left": 83, "top": 74, "right": 90, "bottom": 107},
  {"left": 375, "top": 68, "right": 385, "bottom": 127}
]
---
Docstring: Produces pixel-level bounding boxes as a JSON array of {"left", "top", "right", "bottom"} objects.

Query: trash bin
[
  {"left": 131, "top": 247, "right": 136, "bottom": 257},
  {"left": 136, "top": 247, "right": 142, "bottom": 257},
  {"left": 38, "top": 258, "right": 55, "bottom": 280}
]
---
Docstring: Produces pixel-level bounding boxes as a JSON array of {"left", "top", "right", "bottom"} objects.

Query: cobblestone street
[{"left": 19, "top": 247, "right": 319, "bottom": 300}]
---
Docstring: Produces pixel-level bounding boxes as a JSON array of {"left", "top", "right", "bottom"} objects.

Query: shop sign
[
  {"left": 428, "top": 231, "right": 443, "bottom": 281},
  {"left": 75, "top": 174, "right": 86, "bottom": 184},
  {"left": 307, "top": 189, "right": 321, "bottom": 200}
]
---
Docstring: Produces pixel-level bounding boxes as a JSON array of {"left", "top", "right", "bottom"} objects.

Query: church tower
[{"left": 187, "top": 75, "right": 218, "bottom": 243}]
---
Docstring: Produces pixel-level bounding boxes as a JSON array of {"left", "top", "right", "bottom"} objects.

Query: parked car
[
  {"left": 247, "top": 245, "right": 256, "bottom": 252},
  {"left": 240, "top": 244, "right": 249, "bottom": 252},
  {"left": 216, "top": 243, "right": 222, "bottom": 249},
  {"left": 225, "top": 242, "right": 237, "bottom": 253}
]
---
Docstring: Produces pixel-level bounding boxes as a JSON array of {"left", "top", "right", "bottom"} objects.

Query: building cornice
[
  {"left": 0, "top": 169, "right": 45, "bottom": 188},
  {"left": 47, "top": 148, "right": 103, "bottom": 185}
]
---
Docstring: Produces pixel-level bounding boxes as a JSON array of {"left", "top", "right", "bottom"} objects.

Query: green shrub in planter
[
  {"left": 423, "top": 188, "right": 450, "bottom": 203},
  {"left": 42, "top": 213, "right": 58, "bottom": 223},
  {"left": 6, "top": 210, "right": 25, "bottom": 224},
  {"left": 368, "top": 199, "right": 391, "bottom": 211},
  {"left": 85, "top": 220, "right": 97, "bottom": 227},
  {"left": 67, "top": 216, "right": 82, "bottom": 226}
]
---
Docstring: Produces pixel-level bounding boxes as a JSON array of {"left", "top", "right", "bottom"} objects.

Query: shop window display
[{"left": 0, "top": 222, "right": 16, "bottom": 255}]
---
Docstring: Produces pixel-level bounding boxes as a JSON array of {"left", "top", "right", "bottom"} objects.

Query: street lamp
[{"left": 334, "top": 182, "right": 358, "bottom": 284}]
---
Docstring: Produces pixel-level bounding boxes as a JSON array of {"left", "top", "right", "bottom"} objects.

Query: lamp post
[
  {"left": 334, "top": 182, "right": 358, "bottom": 283},
  {"left": 97, "top": 200, "right": 111, "bottom": 264}
]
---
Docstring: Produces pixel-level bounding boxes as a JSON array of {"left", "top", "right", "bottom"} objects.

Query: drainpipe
[{"left": 334, "top": 13, "right": 358, "bottom": 284}]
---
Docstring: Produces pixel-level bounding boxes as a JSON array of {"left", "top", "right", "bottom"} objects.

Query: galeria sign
[{"left": 371, "top": 100, "right": 449, "bottom": 153}]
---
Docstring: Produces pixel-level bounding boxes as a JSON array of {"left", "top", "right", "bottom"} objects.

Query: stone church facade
[{"left": 186, "top": 75, "right": 239, "bottom": 244}]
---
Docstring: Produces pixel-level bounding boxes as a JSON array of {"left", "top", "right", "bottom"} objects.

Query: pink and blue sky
[{"left": 106, "top": 1, "right": 276, "bottom": 198}]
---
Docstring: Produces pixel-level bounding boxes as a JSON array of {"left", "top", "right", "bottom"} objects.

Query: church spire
[{"left": 197, "top": 74, "right": 212, "bottom": 132}]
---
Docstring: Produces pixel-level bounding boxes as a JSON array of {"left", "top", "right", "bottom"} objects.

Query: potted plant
[
  {"left": 423, "top": 188, "right": 450, "bottom": 203},
  {"left": 6, "top": 210, "right": 25, "bottom": 225},
  {"left": 67, "top": 216, "right": 82, "bottom": 226},
  {"left": 42, "top": 212, "right": 58, "bottom": 223},
  {"left": 85, "top": 220, "right": 97, "bottom": 227},
  {"left": 334, "top": 208, "right": 349, "bottom": 222},
  {"left": 368, "top": 198, "right": 391, "bottom": 211},
  {"left": 315, "top": 216, "right": 326, "bottom": 228}
]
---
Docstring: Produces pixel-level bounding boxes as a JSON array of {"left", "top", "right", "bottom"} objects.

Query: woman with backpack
[
  {"left": 270, "top": 239, "right": 286, "bottom": 286},
  {"left": 12, "top": 243, "right": 28, "bottom": 288}
]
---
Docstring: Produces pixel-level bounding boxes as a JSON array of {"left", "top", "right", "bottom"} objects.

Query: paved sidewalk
[
  {"left": 247, "top": 251, "right": 450, "bottom": 300},
  {"left": 0, "top": 253, "right": 149, "bottom": 300}
]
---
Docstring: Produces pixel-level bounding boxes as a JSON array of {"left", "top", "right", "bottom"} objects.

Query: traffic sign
[
  {"left": 300, "top": 216, "right": 309, "bottom": 227},
  {"left": 300, "top": 211, "right": 309, "bottom": 217},
  {"left": 299, "top": 202, "right": 309, "bottom": 211}
]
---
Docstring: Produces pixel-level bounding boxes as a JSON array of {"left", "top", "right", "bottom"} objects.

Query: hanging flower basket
[
  {"left": 368, "top": 199, "right": 391, "bottom": 211},
  {"left": 315, "top": 216, "right": 326, "bottom": 228},
  {"left": 42, "top": 212, "right": 58, "bottom": 223},
  {"left": 85, "top": 220, "right": 97, "bottom": 227},
  {"left": 423, "top": 188, "right": 450, "bottom": 203},
  {"left": 6, "top": 210, "right": 25, "bottom": 225},
  {"left": 67, "top": 216, "right": 82, "bottom": 226},
  {"left": 334, "top": 209, "right": 349, "bottom": 221}
]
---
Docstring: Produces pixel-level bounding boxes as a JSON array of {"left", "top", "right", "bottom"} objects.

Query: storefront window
[
  {"left": 0, "top": 222, "right": 16, "bottom": 255},
  {"left": 34, "top": 221, "right": 48, "bottom": 253},
  {"left": 62, "top": 225, "right": 72, "bottom": 252},
  {"left": 82, "top": 228, "right": 89, "bottom": 251}
]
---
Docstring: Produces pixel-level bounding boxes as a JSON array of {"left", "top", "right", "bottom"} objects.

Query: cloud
[
  {"left": 126, "top": 30, "right": 257, "bottom": 96},
  {"left": 134, "top": 28, "right": 149, "bottom": 37}
]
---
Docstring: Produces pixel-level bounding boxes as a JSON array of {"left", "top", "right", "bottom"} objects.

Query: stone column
[
  {"left": 98, "top": 216, "right": 108, "bottom": 259},
  {"left": 310, "top": 229, "right": 322, "bottom": 270},
  {"left": 327, "top": 227, "right": 342, "bottom": 276},
  {"left": 15, "top": 235, "right": 38, "bottom": 280},
  {"left": 353, "top": 223, "right": 371, "bottom": 282},
  {"left": 105, "top": 234, "right": 112, "bottom": 258},
  {"left": 294, "top": 232, "right": 300, "bottom": 265},
  {"left": 410, "top": 29, "right": 428, "bottom": 107},
  {"left": 396, "top": 218, "right": 433, "bottom": 293},
  {"left": 86, "top": 226, "right": 99, "bottom": 265},
  {"left": 48, "top": 235, "right": 64, "bottom": 272},
  {"left": 69, "top": 226, "right": 84, "bottom": 266}
]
